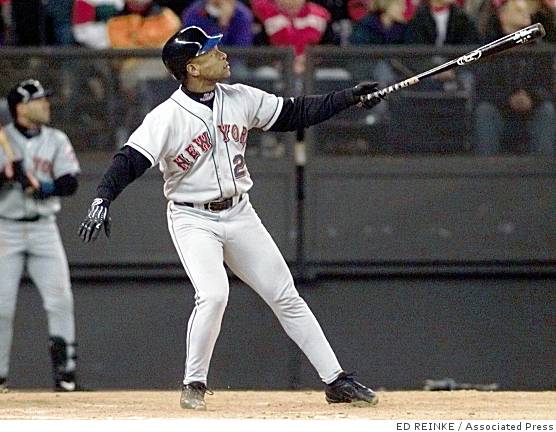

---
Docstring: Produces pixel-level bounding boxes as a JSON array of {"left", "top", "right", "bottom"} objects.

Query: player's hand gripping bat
[
  {"left": 0, "top": 127, "right": 40, "bottom": 192},
  {"left": 360, "top": 23, "right": 546, "bottom": 103}
]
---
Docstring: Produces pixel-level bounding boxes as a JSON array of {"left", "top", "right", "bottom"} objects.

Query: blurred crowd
[
  {"left": 0, "top": 0, "right": 555, "bottom": 155},
  {"left": 0, "top": 0, "right": 554, "bottom": 55},
  {"left": 0, "top": 0, "right": 554, "bottom": 84}
]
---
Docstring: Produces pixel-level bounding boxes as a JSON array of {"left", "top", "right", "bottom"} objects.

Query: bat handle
[
  {"left": 362, "top": 76, "right": 421, "bottom": 102},
  {"left": 362, "top": 90, "right": 382, "bottom": 102}
]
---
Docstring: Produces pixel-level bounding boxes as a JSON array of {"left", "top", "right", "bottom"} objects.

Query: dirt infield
[{"left": 0, "top": 390, "right": 554, "bottom": 419}]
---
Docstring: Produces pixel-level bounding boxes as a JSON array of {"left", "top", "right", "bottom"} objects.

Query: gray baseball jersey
[
  {"left": 0, "top": 123, "right": 80, "bottom": 219},
  {"left": 126, "top": 83, "right": 283, "bottom": 203}
]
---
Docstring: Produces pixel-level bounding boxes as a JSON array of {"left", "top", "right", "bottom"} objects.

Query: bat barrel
[{"left": 362, "top": 23, "right": 546, "bottom": 102}]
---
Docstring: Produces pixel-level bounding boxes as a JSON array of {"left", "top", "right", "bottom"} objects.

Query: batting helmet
[
  {"left": 162, "top": 26, "right": 223, "bottom": 81},
  {"left": 7, "top": 79, "right": 53, "bottom": 119}
]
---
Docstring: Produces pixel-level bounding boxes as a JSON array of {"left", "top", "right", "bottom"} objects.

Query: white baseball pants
[
  {"left": 0, "top": 218, "right": 76, "bottom": 378},
  {"left": 167, "top": 195, "right": 342, "bottom": 386}
]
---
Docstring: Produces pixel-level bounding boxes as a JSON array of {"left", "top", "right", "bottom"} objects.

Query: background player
[
  {"left": 0, "top": 79, "right": 83, "bottom": 393},
  {"left": 79, "top": 26, "right": 382, "bottom": 410}
]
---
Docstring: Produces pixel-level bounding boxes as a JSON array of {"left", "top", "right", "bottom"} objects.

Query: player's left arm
[
  {"left": 32, "top": 174, "right": 79, "bottom": 199},
  {"left": 268, "top": 82, "right": 383, "bottom": 132}
]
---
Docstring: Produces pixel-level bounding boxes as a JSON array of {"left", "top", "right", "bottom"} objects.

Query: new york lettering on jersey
[
  {"left": 172, "top": 131, "right": 212, "bottom": 172},
  {"left": 126, "top": 82, "right": 282, "bottom": 204}
]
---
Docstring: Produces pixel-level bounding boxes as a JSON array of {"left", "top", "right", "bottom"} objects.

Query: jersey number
[{"left": 233, "top": 154, "right": 247, "bottom": 179}]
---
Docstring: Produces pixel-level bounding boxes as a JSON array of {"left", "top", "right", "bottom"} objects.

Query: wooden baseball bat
[
  {"left": 0, "top": 127, "right": 39, "bottom": 190},
  {"left": 0, "top": 127, "right": 15, "bottom": 161},
  {"left": 362, "top": 23, "right": 546, "bottom": 101},
  {"left": 0, "top": 127, "right": 15, "bottom": 180}
]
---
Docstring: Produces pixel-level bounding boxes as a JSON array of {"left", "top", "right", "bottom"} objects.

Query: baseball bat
[
  {"left": 0, "top": 128, "right": 39, "bottom": 190},
  {"left": 0, "top": 127, "right": 15, "bottom": 180},
  {"left": 362, "top": 23, "right": 546, "bottom": 101},
  {"left": 0, "top": 127, "right": 15, "bottom": 161}
]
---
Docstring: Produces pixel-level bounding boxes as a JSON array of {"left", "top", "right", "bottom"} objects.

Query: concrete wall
[
  {"left": 8, "top": 276, "right": 555, "bottom": 390},
  {"left": 57, "top": 154, "right": 556, "bottom": 278}
]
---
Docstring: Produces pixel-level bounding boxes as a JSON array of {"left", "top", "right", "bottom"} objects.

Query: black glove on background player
[
  {"left": 351, "top": 81, "right": 384, "bottom": 109},
  {"left": 12, "top": 160, "right": 36, "bottom": 191},
  {"left": 78, "top": 198, "right": 111, "bottom": 243}
]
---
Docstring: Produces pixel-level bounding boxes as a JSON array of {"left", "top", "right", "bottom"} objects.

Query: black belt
[{"left": 176, "top": 195, "right": 243, "bottom": 212}]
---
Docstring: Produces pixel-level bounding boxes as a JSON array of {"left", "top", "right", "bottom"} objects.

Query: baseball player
[
  {"left": 0, "top": 79, "right": 83, "bottom": 393},
  {"left": 79, "top": 26, "right": 382, "bottom": 409}
]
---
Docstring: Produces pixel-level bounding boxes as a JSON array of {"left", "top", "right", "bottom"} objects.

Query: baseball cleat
[
  {"left": 180, "top": 382, "right": 210, "bottom": 410},
  {"left": 54, "top": 372, "right": 88, "bottom": 392},
  {"left": 0, "top": 377, "right": 8, "bottom": 394},
  {"left": 325, "top": 372, "right": 379, "bottom": 407},
  {"left": 54, "top": 382, "right": 88, "bottom": 392}
]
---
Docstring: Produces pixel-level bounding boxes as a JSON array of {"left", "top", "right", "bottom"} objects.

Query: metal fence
[
  {"left": 304, "top": 45, "right": 556, "bottom": 157},
  {"left": 1, "top": 45, "right": 555, "bottom": 157},
  {"left": 0, "top": 46, "right": 296, "bottom": 157}
]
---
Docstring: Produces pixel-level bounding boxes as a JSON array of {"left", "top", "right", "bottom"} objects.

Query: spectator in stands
[
  {"left": 157, "top": 0, "right": 196, "bottom": 16},
  {"left": 474, "top": 0, "right": 555, "bottom": 155},
  {"left": 181, "top": 0, "right": 254, "bottom": 46},
  {"left": 43, "top": 0, "right": 76, "bottom": 45},
  {"left": 252, "top": 0, "right": 337, "bottom": 74},
  {"left": 10, "top": 0, "right": 42, "bottom": 45},
  {"left": 350, "top": 0, "right": 408, "bottom": 44},
  {"left": 467, "top": 0, "right": 495, "bottom": 38},
  {"left": 474, "top": 0, "right": 556, "bottom": 42},
  {"left": 72, "top": 0, "right": 125, "bottom": 48},
  {"left": 405, "top": 0, "right": 479, "bottom": 90},
  {"left": 107, "top": 0, "right": 181, "bottom": 48},
  {"left": 529, "top": 0, "right": 556, "bottom": 42},
  {"left": 349, "top": 0, "right": 409, "bottom": 105},
  {"left": 0, "top": 5, "right": 4, "bottom": 45},
  {"left": 73, "top": 0, "right": 180, "bottom": 48},
  {"left": 349, "top": 0, "right": 464, "bottom": 24},
  {"left": 10, "top": 0, "right": 74, "bottom": 45},
  {"left": 405, "top": 0, "right": 479, "bottom": 45},
  {"left": 312, "top": 0, "right": 354, "bottom": 45},
  {"left": 0, "top": 0, "right": 9, "bottom": 45}
]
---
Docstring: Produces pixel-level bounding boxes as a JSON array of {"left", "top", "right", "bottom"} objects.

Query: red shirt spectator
[
  {"left": 348, "top": 0, "right": 465, "bottom": 23},
  {"left": 251, "top": 0, "right": 332, "bottom": 56}
]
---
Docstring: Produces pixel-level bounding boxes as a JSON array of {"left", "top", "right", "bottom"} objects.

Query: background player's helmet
[
  {"left": 7, "top": 79, "right": 53, "bottom": 119},
  {"left": 162, "top": 26, "right": 223, "bottom": 81}
]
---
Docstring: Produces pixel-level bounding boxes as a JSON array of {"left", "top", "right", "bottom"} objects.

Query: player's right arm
[
  {"left": 78, "top": 109, "right": 168, "bottom": 243},
  {"left": 78, "top": 146, "right": 151, "bottom": 243}
]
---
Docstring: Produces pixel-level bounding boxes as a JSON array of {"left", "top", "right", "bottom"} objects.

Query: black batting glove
[
  {"left": 351, "top": 81, "right": 384, "bottom": 109},
  {"left": 12, "top": 160, "right": 33, "bottom": 190},
  {"left": 79, "top": 198, "right": 111, "bottom": 243}
]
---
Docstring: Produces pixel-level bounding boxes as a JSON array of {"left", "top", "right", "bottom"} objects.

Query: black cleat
[
  {"left": 0, "top": 377, "right": 8, "bottom": 393},
  {"left": 325, "top": 372, "right": 379, "bottom": 407},
  {"left": 54, "top": 372, "right": 89, "bottom": 392},
  {"left": 180, "top": 382, "right": 210, "bottom": 410}
]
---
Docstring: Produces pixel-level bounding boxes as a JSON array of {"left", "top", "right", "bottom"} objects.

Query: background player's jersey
[
  {"left": 126, "top": 83, "right": 283, "bottom": 204},
  {"left": 0, "top": 124, "right": 81, "bottom": 219}
]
